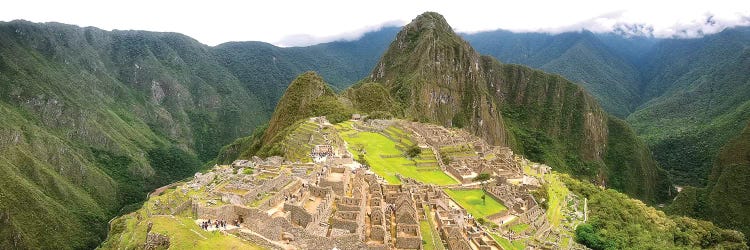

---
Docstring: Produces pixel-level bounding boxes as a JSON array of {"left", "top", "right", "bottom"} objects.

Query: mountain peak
[{"left": 406, "top": 12, "right": 454, "bottom": 34}]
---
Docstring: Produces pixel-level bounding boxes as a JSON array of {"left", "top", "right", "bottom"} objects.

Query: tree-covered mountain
[
  {"left": 212, "top": 27, "right": 398, "bottom": 114},
  {"left": 668, "top": 121, "right": 750, "bottom": 243},
  {"left": 627, "top": 28, "right": 750, "bottom": 186},
  {"left": 0, "top": 20, "right": 393, "bottom": 249},
  {"left": 465, "top": 27, "right": 750, "bottom": 187}
]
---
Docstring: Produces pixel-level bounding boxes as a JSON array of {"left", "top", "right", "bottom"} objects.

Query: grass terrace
[
  {"left": 544, "top": 173, "right": 569, "bottom": 227},
  {"left": 108, "top": 213, "right": 261, "bottom": 249},
  {"left": 338, "top": 122, "right": 457, "bottom": 185},
  {"left": 439, "top": 144, "right": 478, "bottom": 158},
  {"left": 278, "top": 120, "right": 326, "bottom": 162},
  {"left": 444, "top": 189, "right": 506, "bottom": 218}
]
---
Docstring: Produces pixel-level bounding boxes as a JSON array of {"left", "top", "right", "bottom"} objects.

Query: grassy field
[
  {"left": 444, "top": 189, "right": 506, "bottom": 218},
  {"left": 338, "top": 123, "right": 457, "bottom": 185}
]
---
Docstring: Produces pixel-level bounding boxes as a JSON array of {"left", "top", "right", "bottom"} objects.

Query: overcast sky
[{"left": 4, "top": 0, "right": 750, "bottom": 47}]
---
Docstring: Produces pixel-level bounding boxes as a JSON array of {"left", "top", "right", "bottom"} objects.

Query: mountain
[
  {"left": 212, "top": 26, "right": 398, "bottom": 114},
  {"left": 627, "top": 28, "right": 750, "bottom": 186},
  {"left": 0, "top": 20, "right": 392, "bottom": 249},
  {"left": 226, "top": 12, "right": 671, "bottom": 203},
  {"left": 464, "top": 30, "right": 649, "bottom": 118},
  {"left": 465, "top": 27, "right": 750, "bottom": 187},
  {"left": 0, "top": 21, "right": 259, "bottom": 249},
  {"left": 360, "top": 12, "right": 671, "bottom": 202}
]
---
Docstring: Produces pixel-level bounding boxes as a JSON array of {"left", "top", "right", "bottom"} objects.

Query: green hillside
[
  {"left": 562, "top": 173, "right": 746, "bottom": 249},
  {"left": 0, "top": 21, "right": 254, "bottom": 249}
]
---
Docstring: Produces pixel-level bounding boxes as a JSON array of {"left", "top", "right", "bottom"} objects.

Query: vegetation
[
  {"left": 668, "top": 122, "right": 750, "bottom": 244},
  {"left": 467, "top": 26, "right": 750, "bottom": 188},
  {"left": 561, "top": 174, "right": 747, "bottom": 249},
  {"left": 405, "top": 145, "right": 422, "bottom": 158},
  {"left": 444, "top": 189, "right": 506, "bottom": 218},
  {"left": 338, "top": 125, "right": 456, "bottom": 185},
  {"left": 474, "top": 173, "right": 492, "bottom": 204}
]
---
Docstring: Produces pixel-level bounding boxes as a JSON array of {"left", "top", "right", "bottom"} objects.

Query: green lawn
[
  {"left": 509, "top": 223, "right": 530, "bottom": 233},
  {"left": 444, "top": 189, "right": 506, "bottom": 218},
  {"left": 338, "top": 124, "right": 457, "bottom": 185}
]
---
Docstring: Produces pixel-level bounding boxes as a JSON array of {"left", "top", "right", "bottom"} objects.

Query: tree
[
  {"left": 474, "top": 173, "right": 492, "bottom": 204},
  {"left": 405, "top": 145, "right": 422, "bottom": 158},
  {"left": 441, "top": 154, "right": 452, "bottom": 165}
]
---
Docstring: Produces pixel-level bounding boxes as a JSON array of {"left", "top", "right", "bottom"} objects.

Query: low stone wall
[
  {"left": 144, "top": 232, "right": 170, "bottom": 250},
  {"left": 236, "top": 230, "right": 281, "bottom": 250},
  {"left": 170, "top": 199, "right": 192, "bottom": 215}
]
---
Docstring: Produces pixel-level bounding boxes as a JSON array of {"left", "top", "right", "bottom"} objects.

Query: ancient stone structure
[{"left": 147, "top": 118, "right": 584, "bottom": 250}]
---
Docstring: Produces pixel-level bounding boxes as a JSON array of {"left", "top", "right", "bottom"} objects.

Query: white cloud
[{"left": 2, "top": 0, "right": 749, "bottom": 46}]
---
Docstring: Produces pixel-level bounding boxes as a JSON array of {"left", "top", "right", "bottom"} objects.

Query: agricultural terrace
[
  {"left": 336, "top": 121, "right": 457, "bottom": 185},
  {"left": 523, "top": 163, "right": 570, "bottom": 228},
  {"left": 278, "top": 120, "right": 327, "bottom": 162},
  {"left": 444, "top": 189, "right": 506, "bottom": 218},
  {"left": 439, "top": 144, "right": 478, "bottom": 159},
  {"left": 491, "top": 233, "right": 526, "bottom": 250}
]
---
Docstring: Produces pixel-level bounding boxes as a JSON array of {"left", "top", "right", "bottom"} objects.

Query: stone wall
[
  {"left": 236, "top": 230, "right": 282, "bottom": 250},
  {"left": 370, "top": 225, "right": 386, "bottom": 241},
  {"left": 170, "top": 199, "right": 192, "bottom": 215},
  {"left": 284, "top": 203, "right": 313, "bottom": 227},
  {"left": 331, "top": 217, "right": 359, "bottom": 233},
  {"left": 396, "top": 235, "right": 422, "bottom": 249}
]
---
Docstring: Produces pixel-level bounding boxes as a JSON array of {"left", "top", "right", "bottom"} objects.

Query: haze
[{"left": 3, "top": 0, "right": 749, "bottom": 46}]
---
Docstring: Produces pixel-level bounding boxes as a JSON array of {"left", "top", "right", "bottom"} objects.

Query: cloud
[
  {"left": 2, "top": 0, "right": 750, "bottom": 46},
  {"left": 276, "top": 20, "right": 404, "bottom": 47}
]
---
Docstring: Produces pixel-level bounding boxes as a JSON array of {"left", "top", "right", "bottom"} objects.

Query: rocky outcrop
[{"left": 144, "top": 232, "right": 170, "bottom": 250}]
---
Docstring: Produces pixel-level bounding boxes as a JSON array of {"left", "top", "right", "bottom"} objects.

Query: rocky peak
[{"left": 367, "top": 11, "right": 503, "bottom": 145}]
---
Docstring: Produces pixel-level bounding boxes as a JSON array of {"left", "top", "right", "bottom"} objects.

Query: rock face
[
  {"left": 144, "top": 232, "right": 170, "bottom": 250},
  {"left": 355, "top": 12, "right": 670, "bottom": 202},
  {"left": 369, "top": 12, "right": 508, "bottom": 146}
]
